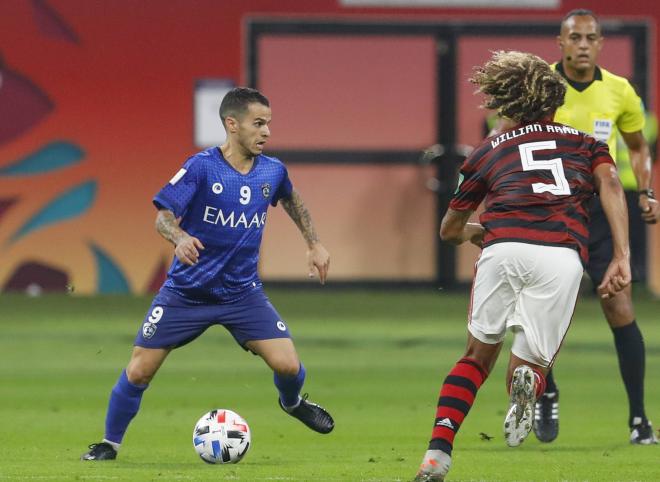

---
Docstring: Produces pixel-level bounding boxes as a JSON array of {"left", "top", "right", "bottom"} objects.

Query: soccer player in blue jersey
[{"left": 82, "top": 87, "right": 334, "bottom": 461}]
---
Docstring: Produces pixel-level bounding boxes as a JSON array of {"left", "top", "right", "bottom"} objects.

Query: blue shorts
[{"left": 134, "top": 287, "right": 291, "bottom": 350}]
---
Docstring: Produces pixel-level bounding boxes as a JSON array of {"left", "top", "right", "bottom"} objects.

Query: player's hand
[
  {"left": 597, "top": 255, "right": 631, "bottom": 299},
  {"left": 307, "top": 242, "right": 330, "bottom": 285},
  {"left": 175, "top": 235, "right": 205, "bottom": 266},
  {"left": 638, "top": 196, "right": 659, "bottom": 224},
  {"left": 465, "top": 223, "right": 485, "bottom": 248}
]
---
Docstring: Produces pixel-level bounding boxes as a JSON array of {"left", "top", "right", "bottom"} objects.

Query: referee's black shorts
[{"left": 587, "top": 192, "right": 644, "bottom": 286}]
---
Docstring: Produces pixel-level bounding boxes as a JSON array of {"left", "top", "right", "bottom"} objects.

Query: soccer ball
[{"left": 192, "top": 409, "right": 251, "bottom": 464}]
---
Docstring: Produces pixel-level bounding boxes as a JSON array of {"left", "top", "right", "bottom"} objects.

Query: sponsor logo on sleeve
[
  {"left": 169, "top": 168, "right": 187, "bottom": 185},
  {"left": 454, "top": 172, "right": 464, "bottom": 194}
]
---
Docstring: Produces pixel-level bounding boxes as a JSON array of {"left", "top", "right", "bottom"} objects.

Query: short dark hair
[
  {"left": 219, "top": 87, "right": 270, "bottom": 126},
  {"left": 561, "top": 9, "right": 600, "bottom": 33}
]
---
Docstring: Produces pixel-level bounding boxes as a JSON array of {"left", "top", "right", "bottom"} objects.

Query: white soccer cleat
[
  {"left": 414, "top": 450, "right": 451, "bottom": 482},
  {"left": 504, "top": 365, "right": 536, "bottom": 447}
]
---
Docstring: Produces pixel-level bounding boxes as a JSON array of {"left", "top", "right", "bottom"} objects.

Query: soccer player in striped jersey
[
  {"left": 415, "top": 51, "right": 631, "bottom": 482},
  {"left": 504, "top": 9, "right": 658, "bottom": 445},
  {"left": 82, "top": 87, "right": 334, "bottom": 461}
]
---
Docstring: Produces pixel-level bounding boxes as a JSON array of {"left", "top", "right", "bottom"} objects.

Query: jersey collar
[
  {"left": 555, "top": 61, "right": 602, "bottom": 92},
  {"left": 215, "top": 147, "right": 260, "bottom": 176}
]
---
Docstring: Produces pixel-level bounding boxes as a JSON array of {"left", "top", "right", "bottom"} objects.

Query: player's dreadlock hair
[
  {"left": 470, "top": 50, "right": 566, "bottom": 124},
  {"left": 219, "top": 87, "right": 270, "bottom": 127}
]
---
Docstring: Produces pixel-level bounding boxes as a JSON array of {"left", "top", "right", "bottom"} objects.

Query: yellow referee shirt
[{"left": 553, "top": 62, "right": 646, "bottom": 167}]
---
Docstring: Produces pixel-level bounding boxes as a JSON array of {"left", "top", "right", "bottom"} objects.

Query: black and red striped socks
[
  {"left": 530, "top": 367, "right": 547, "bottom": 399},
  {"left": 427, "top": 357, "right": 489, "bottom": 454}
]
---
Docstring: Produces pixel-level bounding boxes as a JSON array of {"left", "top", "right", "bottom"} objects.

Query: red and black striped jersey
[{"left": 450, "top": 121, "right": 614, "bottom": 263}]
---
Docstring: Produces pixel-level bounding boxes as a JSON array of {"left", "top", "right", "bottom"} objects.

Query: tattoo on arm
[
  {"left": 281, "top": 190, "right": 320, "bottom": 247},
  {"left": 155, "top": 209, "right": 186, "bottom": 246}
]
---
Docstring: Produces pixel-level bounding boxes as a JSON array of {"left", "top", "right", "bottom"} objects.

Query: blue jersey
[{"left": 153, "top": 147, "right": 293, "bottom": 303}]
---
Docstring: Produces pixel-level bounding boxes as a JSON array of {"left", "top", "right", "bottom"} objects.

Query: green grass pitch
[{"left": 1, "top": 288, "right": 659, "bottom": 481}]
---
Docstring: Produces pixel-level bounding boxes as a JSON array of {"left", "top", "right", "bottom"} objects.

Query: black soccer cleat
[
  {"left": 279, "top": 393, "right": 334, "bottom": 434},
  {"left": 81, "top": 442, "right": 117, "bottom": 461},
  {"left": 630, "top": 419, "right": 659, "bottom": 445},
  {"left": 533, "top": 391, "right": 559, "bottom": 443}
]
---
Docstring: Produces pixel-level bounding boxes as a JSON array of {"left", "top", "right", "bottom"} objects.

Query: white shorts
[{"left": 467, "top": 242, "right": 583, "bottom": 367}]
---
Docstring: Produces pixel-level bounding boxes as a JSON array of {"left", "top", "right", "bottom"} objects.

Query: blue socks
[
  {"left": 104, "top": 370, "right": 148, "bottom": 445},
  {"left": 103, "top": 364, "right": 306, "bottom": 444},
  {"left": 274, "top": 363, "right": 306, "bottom": 409}
]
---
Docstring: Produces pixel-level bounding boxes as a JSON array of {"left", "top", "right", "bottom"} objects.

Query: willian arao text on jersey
[{"left": 490, "top": 123, "right": 580, "bottom": 149}]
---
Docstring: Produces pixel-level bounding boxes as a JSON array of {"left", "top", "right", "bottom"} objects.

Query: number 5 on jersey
[{"left": 519, "top": 141, "right": 571, "bottom": 196}]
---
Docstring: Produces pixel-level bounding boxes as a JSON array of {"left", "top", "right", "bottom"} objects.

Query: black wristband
[{"left": 639, "top": 188, "right": 655, "bottom": 199}]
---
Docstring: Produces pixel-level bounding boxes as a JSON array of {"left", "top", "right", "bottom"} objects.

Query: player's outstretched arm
[
  {"left": 621, "top": 130, "right": 659, "bottom": 224},
  {"left": 280, "top": 190, "right": 329, "bottom": 284},
  {"left": 155, "top": 209, "right": 205, "bottom": 266},
  {"left": 593, "top": 163, "right": 631, "bottom": 298},
  {"left": 440, "top": 208, "right": 484, "bottom": 247}
]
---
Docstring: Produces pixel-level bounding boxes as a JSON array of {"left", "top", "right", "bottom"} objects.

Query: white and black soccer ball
[{"left": 192, "top": 409, "right": 251, "bottom": 464}]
